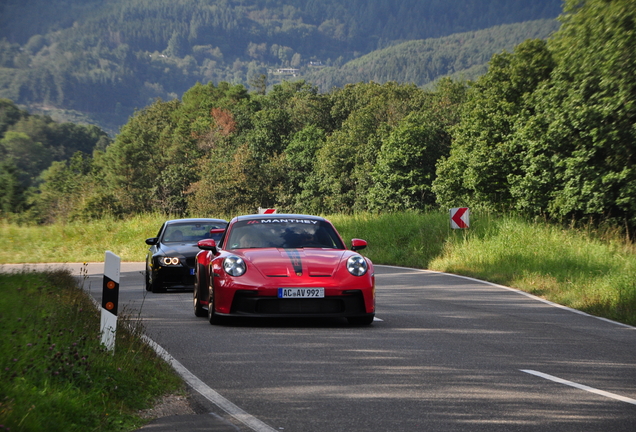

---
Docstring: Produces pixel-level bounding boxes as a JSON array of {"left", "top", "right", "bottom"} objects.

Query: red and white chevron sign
[
  {"left": 450, "top": 207, "right": 469, "bottom": 229},
  {"left": 258, "top": 207, "right": 277, "bottom": 214}
]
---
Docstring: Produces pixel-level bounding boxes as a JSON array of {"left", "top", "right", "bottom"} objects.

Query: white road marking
[
  {"left": 143, "top": 335, "right": 278, "bottom": 432},
  {"left": 521, "top": 369, "right": 636, "bottom": 406}
]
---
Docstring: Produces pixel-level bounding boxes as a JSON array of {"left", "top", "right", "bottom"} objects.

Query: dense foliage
[
  {"left": 0, "top": 99, "right": 111, "bottom": 218},
  {"left": 434, "top": 0, "right": 636, "bottom": 232},
  {"left": 0, "top": 0, "right": 561, "bottom": 132}
]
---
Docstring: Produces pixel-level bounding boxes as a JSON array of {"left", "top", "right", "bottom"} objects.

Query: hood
[
  {"left": 240, "top": 248, "right": 347, "bottom": 277},
  {"left": 158, "top": 242, "right": 200, "bottom": 257}
]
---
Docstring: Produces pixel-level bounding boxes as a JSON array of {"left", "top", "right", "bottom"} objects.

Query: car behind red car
[{"left": 194, "top": 214, "right": 375, "bottom": 325}]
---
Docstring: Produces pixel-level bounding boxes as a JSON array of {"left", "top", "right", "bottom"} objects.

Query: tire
[
  {"left": 151, "top": 273, "right": 166, "bottom": 293},
  {"left": 347, "top": 315, "right": 374, "bottom": 325},
  {"left": 207, "top": 283, "right": 222, "bottom": 325},
  {"left": 193, "top": 264, "right": 207, "bottom": 317},
  {"left": 145, "top": 270, "right": 152, "bottom": 291}
]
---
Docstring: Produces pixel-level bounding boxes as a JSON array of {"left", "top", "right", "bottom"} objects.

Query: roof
[
  {"left": 165, "top": 218, "right": 228, "bottom": 224},
  {"left": 232, "top": 214, "right": 326, "bottom": 223}
]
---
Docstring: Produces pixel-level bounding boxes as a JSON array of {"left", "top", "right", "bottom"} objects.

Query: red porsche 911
[{"left": 194, "top": 214, "right": 375, "bottom": 325}]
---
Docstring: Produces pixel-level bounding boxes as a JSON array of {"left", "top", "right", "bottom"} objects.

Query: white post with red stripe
[
  {"left": 450, "top": 207, "right": 469, "bottom": 229},
  {"left": 100, "top": 251, "right": 120, "bottom": 352}
]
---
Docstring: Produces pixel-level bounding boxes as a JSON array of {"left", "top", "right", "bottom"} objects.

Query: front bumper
[
  {"left": 154, "top": 262, "right": 195, "bottom": 289},
  {"left": 222, "top": 289, "right": 372, "bottom": 318}
]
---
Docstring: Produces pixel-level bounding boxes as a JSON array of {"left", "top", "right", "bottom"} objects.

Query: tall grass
[
  {"left": 429, "top": 213, "right": 636, "bottom": 325},
  {"left": 328, "top": 211, "right": 451, "bottom": 268},
  {"left": 0, "top": 268, "right": 183, "bottom": 431},
  {"left": 0, "top": 214, "right": 170, "bottom": 263}
]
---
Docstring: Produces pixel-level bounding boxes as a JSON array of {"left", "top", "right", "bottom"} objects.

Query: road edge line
[{"left": 142, "top": 335, "right": 278, "bottom": 432}]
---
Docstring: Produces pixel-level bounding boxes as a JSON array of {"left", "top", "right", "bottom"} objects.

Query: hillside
[
  {"left": 0, "top": 0, "right": 563, "bottom": 133},
  {"left": 305, "top": 19, "right": 560, "bottom": 91}
]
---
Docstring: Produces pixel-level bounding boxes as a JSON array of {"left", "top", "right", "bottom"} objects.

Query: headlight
[
  {"left": 223, "top": 255, "right": 246, "bottom": 277},
  {"left": 347, "top": 255, "right": 368, "bottom": 276},
  {"left": 161, "top": 257, "right": 180, "bottom": 266}
]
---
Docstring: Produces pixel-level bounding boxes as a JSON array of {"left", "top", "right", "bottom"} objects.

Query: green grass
[
  {"left": 328, "top": 211, "right": 450, "bottom": 268},
  {"left": 428, "top": 213, "right": 636, "bottom": 325},
  {"left": 0, "top": 214, "right": 170, "bottom": 263},
  {"left": 0, "top": 268, "right": 183, "bottom": 431},
  {"left": 2, "top": 211, "right": 635, "bottom": 326}
]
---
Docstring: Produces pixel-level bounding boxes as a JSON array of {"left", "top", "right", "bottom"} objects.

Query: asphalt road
[{"left": 5, "top": 262, "right": 636, "bottom": 431}]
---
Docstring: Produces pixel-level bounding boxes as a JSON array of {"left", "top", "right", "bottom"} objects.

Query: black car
[{"left": 145, "top": 218, "right": 227, "bottom": 293}]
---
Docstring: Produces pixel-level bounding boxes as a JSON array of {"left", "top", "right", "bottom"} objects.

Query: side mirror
[
  {"left": 145, "top": 237, "right": 158, "bottom": 245},
  {"left": 351, "top": 238, "right": 367, "bottom": 251},
  {"left": 198, "top": 239, "right": 218, "bottom": 255}
]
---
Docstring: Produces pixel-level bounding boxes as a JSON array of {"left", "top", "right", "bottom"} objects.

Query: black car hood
[{"left": 156, "top": 242, "right": 200, "bottom": 257}]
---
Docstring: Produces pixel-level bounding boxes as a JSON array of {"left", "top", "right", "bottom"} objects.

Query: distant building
[{"left": 275, "top": 68, "right": 299, "bottom": 76}]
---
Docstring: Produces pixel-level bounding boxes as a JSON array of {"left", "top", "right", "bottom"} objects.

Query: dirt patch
[{"left": 138, "top": 393, "right": 196, "bottom": 419}]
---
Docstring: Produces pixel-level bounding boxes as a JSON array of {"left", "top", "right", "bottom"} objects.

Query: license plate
[{"left": 278, "top": 288, "right": 324, "bottom": 298}]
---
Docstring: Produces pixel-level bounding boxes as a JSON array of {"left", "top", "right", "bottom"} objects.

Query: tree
[
  {"left": 279, "top": 125, "right": 326, "bottom": 213},
  {"left": 0, "top": 130, "right": 50, "bottom": 187},
  {"left": 432, "top": 39, "right": 555, "bottom": 210},
  {"left": 99, "top": 99, "right": 187, "bottom": 214},
  {"left": 0, "top": 160, "right": 25, "bottom": 215},
  {"left": 317, "top": 81, "right": 431, "bottom": 213},
  {"left": 510, "top": 0, "right": 636, "bottom": 231},
  {"left": 369, "top": 111, "right": 449, "bottom": 211}
]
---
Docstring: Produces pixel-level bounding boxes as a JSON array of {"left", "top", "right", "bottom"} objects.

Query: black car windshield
[
  {"left": 162, "top": 222, "right": 226, "bottom": 243},
  {"left": 226, "top": 219, "right": 345, "bottom": 250}
]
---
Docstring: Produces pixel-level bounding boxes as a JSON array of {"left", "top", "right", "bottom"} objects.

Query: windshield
[
  {"left": 162, "top": 222, "right": 227, "bottom": 243},
  {"left": 226, "top": 219, "right": 344, "bottom": 250}
]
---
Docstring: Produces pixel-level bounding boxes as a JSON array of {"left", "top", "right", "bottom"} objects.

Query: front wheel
[
  {"left": 193, "top": 264, "right": 207, "bottom": 317},
  {"left": 145, "top": 270, "right": 152, "bottom": 291},
  {"left": 347, "top": 315, "right": 374, "bottom": 325},
  {"left": 207, "top": 283, "right": 223, "bottom": 325},
  {"left": 150, "top": 273, "right": 166, "bottom": 293}
]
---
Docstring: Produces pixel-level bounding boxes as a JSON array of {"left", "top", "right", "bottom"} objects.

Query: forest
[
  {"left": 0, "top": 0, "right": 562, "bottom": 133},
  {"left": 1, "top": 0, "right": 635, "bottom": 236}
]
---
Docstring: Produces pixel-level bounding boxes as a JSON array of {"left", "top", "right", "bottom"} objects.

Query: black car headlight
[
  {"left": 223, "top": 255, "right": 246, "bottom": 277},
  {"left": 160, "top": 257, "right": 181, "bottom": 266},
  {"left": 347, "top": 255, "right": 368, "bottom": 276}
]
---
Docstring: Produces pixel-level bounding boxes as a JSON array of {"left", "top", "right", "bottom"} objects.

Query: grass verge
[
  {"left": 0, "top": 268, "right": 183, "bottom": 431},
  {"left": 428, "top": 213, "right": 636, "bottom": 326}
]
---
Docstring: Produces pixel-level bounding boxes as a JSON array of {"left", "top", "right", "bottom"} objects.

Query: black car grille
[{"left": 230, "top": 290, "right": 367, "bottom": 316}]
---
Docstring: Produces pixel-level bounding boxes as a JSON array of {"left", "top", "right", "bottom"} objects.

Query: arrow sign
[{"left": 450, "top": 207, "right": 469, "bottom": 229}]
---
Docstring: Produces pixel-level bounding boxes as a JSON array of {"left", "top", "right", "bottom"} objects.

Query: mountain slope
[
  {"left": 0, "top": 0, "right": 563, "bottom": 133},
  {"left": 305, "top": 19, "right": 560, "bottom": 91}
]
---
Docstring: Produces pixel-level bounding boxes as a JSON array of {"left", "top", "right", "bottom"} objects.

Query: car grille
[{"left": 230, "top": 291, "right": 366, "bottom": 316}]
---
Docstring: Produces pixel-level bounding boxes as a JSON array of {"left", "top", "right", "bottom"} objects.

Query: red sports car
[{"left": 194, "top": 214, "right": 375, "bottom": 325}]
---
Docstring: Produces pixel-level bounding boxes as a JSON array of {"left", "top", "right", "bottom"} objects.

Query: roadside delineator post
[
  {"left": 100, "top": 251, "right": 120, "bottom": 352},
  {"left": 450, "top": 207, "right": 469, "bottom": 229}
]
